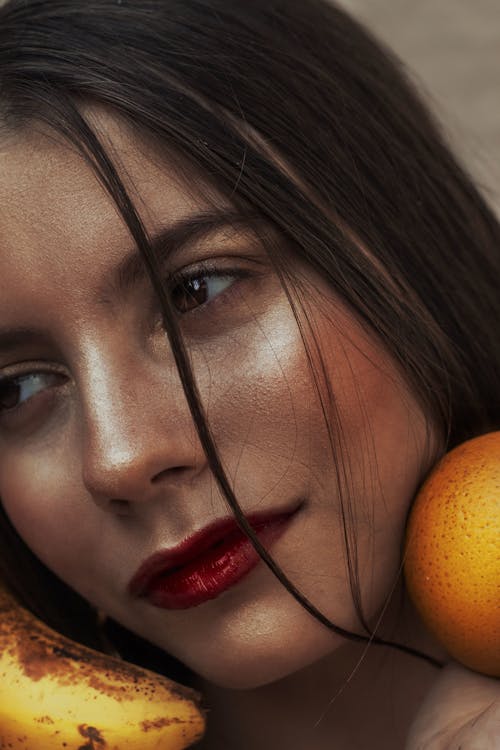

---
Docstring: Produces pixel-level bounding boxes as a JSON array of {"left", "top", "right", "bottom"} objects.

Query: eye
[
  {"left": 170, "top": 270, "right": 238, "bottom": 314},
  {"left": 0, "top": 372, "right": 63, "bottom": 414}
]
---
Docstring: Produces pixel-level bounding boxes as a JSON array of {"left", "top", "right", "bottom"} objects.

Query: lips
[{"left": 128, "top": 507, "right": 299, "bottom": 609}]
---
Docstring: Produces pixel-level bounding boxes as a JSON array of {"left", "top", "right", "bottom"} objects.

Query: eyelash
[{"left": 0, "top": 263, "right": 252, "bottom": 418}]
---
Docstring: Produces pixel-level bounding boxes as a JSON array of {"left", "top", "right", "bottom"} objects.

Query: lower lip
[{"left": 142, "top": 514, "right": 295, "bottom": 610}]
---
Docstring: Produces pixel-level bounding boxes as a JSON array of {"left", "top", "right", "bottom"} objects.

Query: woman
[{"left": 0, "top": 0, "right": 498, "bottom": 747}]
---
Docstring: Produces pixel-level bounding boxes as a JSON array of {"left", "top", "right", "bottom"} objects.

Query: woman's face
[{"left": 0, "top": 112, "right": 435, "bottom": 688}]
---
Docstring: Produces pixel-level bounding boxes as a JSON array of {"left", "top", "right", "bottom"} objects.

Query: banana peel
[{"left": 0, "top": 585, "right": 205, "bottom": 748}]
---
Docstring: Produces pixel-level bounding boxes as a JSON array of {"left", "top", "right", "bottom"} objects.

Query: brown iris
[{"left": 171, "top": 277, "right": 209, "bottom": 313}]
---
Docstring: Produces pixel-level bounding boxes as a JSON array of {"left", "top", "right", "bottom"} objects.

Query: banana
[{"left": 0, "top": 585, "right": 205, "bottom": 749}]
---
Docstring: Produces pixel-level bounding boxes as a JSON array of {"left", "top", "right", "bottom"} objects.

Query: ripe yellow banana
[{"left": 0, "top": 585, "right": 205, "bottom": 749}]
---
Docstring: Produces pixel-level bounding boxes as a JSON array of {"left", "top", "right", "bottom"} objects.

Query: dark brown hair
[{"left": 0, "top": 0, "right": 499, "bottom": 677}]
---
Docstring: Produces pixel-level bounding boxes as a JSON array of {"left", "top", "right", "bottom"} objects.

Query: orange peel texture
[{"left": 404, "top": 432, "right": 500, "bottom": 677}]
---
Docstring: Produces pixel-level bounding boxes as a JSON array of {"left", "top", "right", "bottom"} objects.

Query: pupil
[{"left": 0, "top": 381, "right": 20, "bottom": 410}]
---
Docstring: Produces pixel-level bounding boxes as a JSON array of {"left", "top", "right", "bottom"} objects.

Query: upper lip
[{"left": 128, "top": 506, "right": 299, "bottom": 598}]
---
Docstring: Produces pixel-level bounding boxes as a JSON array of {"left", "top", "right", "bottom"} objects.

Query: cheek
[
  {"left": 293, "top": 302, "right": 435, "bottom": 607},
  {"left": 192, "top": 303, "right": 329, "bottom": 502},
  {"left": 0, "top": 439, "right": 93, "bottom": 582}
]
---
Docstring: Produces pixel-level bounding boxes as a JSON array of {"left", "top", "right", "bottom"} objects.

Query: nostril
[{"left": 151, "top": 465, "right": 192, "bottom": 483}]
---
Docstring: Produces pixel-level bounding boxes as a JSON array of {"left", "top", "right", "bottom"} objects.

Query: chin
[
  {"left": 196, "top": 660, "right": 294, "bottom": 691},
  {"left": 179, "top": 623, "right": 342, "bottom": 691}
]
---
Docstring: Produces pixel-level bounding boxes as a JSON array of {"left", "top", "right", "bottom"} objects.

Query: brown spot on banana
[
  {"left": 78, "top": 724, "right": 106, "bottom": 748},
  {"left": 141, "top": 716, "right": 183, "bottom": 731}
]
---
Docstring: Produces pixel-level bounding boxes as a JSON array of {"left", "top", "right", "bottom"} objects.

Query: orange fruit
[{"left": 404, "top": 431, "right": 500, "bottom": 677}]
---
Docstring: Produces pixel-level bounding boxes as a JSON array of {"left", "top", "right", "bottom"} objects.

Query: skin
[{"left": 0, "top": 111, "right": 497, "bottom": 749}]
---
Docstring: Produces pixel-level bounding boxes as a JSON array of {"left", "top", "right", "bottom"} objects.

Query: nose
[{"left": 79, "top": 347, "right": 206, "bottom": 510}]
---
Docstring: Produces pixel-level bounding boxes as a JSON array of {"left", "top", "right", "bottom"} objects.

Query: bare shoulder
[{"left": 406, "top": 663, "right": 500, "bottom": 749}]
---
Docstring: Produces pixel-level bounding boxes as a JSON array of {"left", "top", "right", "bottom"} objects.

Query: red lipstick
[{"left": 128, "top": 509, "right": 298, "bottom": 609}]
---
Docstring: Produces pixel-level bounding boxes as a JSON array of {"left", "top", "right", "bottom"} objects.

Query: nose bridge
[{"left": 78, "top": 338, "right": 202, "bottom": 503}]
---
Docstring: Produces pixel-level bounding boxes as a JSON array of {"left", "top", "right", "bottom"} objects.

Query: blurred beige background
[{"left": 339, "top": 0, "right": 500, "bottom": 214}]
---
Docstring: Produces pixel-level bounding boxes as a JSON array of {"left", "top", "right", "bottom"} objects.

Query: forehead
[{"left": 0, "top": 109, "right": 222, "bottom": 292}]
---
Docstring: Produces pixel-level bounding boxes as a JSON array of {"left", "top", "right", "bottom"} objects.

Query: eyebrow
[
  {"left": 101, "top": 208, "right": 260, "bottom": 302},
  {"left": 0, "top": 208, "right": 263, "bottom": 359}
]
